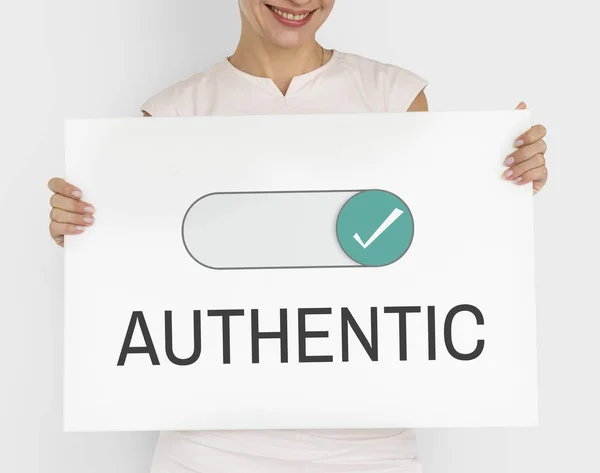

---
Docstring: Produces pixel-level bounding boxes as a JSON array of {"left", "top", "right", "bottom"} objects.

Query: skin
[{"left": 47, "top": 0, "right": 548, "bottom": 247}]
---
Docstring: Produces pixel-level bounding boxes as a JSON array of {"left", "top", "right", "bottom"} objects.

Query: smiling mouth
[{"left": 266, "top": 4, "right": 316, "bottom": 22}]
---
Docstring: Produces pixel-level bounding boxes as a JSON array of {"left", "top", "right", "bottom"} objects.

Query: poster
[{"left": 63, "top": 111, "right": 537, "bottom": 431}]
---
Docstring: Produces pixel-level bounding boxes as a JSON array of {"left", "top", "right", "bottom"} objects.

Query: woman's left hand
[{"left": 503, "top": 102, "right": 548, "bottom": 195}]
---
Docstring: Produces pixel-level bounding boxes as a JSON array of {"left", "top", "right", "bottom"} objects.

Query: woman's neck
[{"left": 228, "top": 22, "right": 329, "bottom": 95}]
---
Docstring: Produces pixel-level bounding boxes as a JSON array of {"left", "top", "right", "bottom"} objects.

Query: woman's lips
[{"left": 267, "top": 4, "right": 316, "bottom": 27}]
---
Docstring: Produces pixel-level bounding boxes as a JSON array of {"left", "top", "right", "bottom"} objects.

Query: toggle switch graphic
[{"left": 181, "top": 189, "right": 414, "bottom": 270}]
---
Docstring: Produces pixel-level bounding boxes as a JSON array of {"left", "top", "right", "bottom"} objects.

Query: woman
[{"left": 47, "top": 1, "right": 548, "bottom": 472}]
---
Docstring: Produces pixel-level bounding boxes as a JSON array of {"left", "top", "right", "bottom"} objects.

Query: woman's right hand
[{"left": 47, "top": 178, "right": 95, "bottom": 247}]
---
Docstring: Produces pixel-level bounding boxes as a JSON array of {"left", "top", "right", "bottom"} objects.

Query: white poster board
[{"left": 63, "top": 111, "right": 538, "bottom": 432}]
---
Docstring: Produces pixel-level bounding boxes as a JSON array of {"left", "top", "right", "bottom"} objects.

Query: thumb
[{"left": 515, "top": 101, "right": 527, "bottom": 110}]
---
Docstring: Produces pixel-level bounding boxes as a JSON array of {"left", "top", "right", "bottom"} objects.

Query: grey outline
[
  {"left": 334, "top": 189, "right": 415, "bottom": 268},
  {"left": 181, "top": 189, "right": 414, "bottom": 271}
]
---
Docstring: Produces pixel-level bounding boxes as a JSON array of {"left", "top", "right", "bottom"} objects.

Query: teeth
[{"left": 269, "top": 5, "right": 309, "bottom": 21}]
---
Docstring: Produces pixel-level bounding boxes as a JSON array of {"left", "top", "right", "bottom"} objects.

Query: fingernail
[
  {"left": 514, "top": 177, "right": 522, "bottom": 184},
  {"left": 83, "top": 217, "right": 94, "bottom": 224},
  {"left": 84, "top": 206, "right": 94, "bottom": 214},
  {"left": 504, "top": 156, "right": 515, "bottom": 166},
  {"left": 75, "top": 226, "right": 86, "bottom": 232},
  {"left": 504, "top": 169, "right": 513, "bottom": 178},
  {"left": 514, "top": 139, "right": 524, "bottom": 147},
  {"left": 72, "top": 190, "right": 82, "bottom": 198}
]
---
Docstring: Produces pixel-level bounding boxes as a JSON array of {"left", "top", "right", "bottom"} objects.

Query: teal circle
[{"left": 336, "top": 190, "right": 414, "bottom": 267}]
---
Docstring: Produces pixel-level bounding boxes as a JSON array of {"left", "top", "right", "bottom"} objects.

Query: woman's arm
[{"left": 407, "top": 90, "right": 428, "bottom": 112}]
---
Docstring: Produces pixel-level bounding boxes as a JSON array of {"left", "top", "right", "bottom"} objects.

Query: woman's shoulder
[
  {"left": 140, "top": 60, "right": 231, "bottom": 117},
  {"left": 333, "top": 50, "right": 428, "bottom": 112},
  {"left": 334, "top": 50, "right": 420, "bottom": 74}
]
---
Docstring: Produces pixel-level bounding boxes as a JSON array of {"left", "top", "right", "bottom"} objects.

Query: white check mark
[{"left": 353, "top": 208, "right": 404, "bottom": 249}]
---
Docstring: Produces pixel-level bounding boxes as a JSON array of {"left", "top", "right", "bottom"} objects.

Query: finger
[
  {"left": 50, "top": 207, "right": 95, "bottom": 226},
  {"left": 49, "top": 193, "right": 95, "bottom": 215},
  {"left": 516, "top": 165, "right": 548, "bottom": 187},
  {"left": 514, "top": 124, "right": 547, "bottom": 148},
  {"left": 515, "top": 101, "right": 527, "bottom": 110},
  {"left": 48, "top": 178, "right": 83, "bottom": 199},
  {"left": 49, "top": 221, "right": 86, "bottom": 242},
  {"left": 504, "top": 140, "right": 547, "bottom": 165},
  {"left": 533, "top": 173, "right": 548, "bottom": 195},
  {"left": 503, "top": 154, "right": 545, "bottom": 180}
]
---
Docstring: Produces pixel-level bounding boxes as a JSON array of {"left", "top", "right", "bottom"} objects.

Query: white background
[{"left": 0, "top": 0, "right": 597, "bottom": 472}]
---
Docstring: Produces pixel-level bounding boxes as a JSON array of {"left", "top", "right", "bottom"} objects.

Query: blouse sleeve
[
  {"left": 139, "top": 83, "right": 182, "bottom": 117},
  {"left": 381, "top": 64, "right": 428, "bottom": 112}
]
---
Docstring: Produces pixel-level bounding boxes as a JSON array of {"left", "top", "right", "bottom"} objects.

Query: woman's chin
[{"left": 267, "top": 32, "right": 312, "bottom": 49}]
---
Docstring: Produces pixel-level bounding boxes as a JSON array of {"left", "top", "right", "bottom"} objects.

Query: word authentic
[{"left": 117, "top": 305, "right": 485, "bottom": 366}]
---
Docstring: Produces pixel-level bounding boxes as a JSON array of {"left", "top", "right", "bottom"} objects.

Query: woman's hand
[
  {"left": 503, "top": 102, "right": 548, "bottom": 195},
  {"left": 47, "top": 178, "right": 95, "bottom": 247}
]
